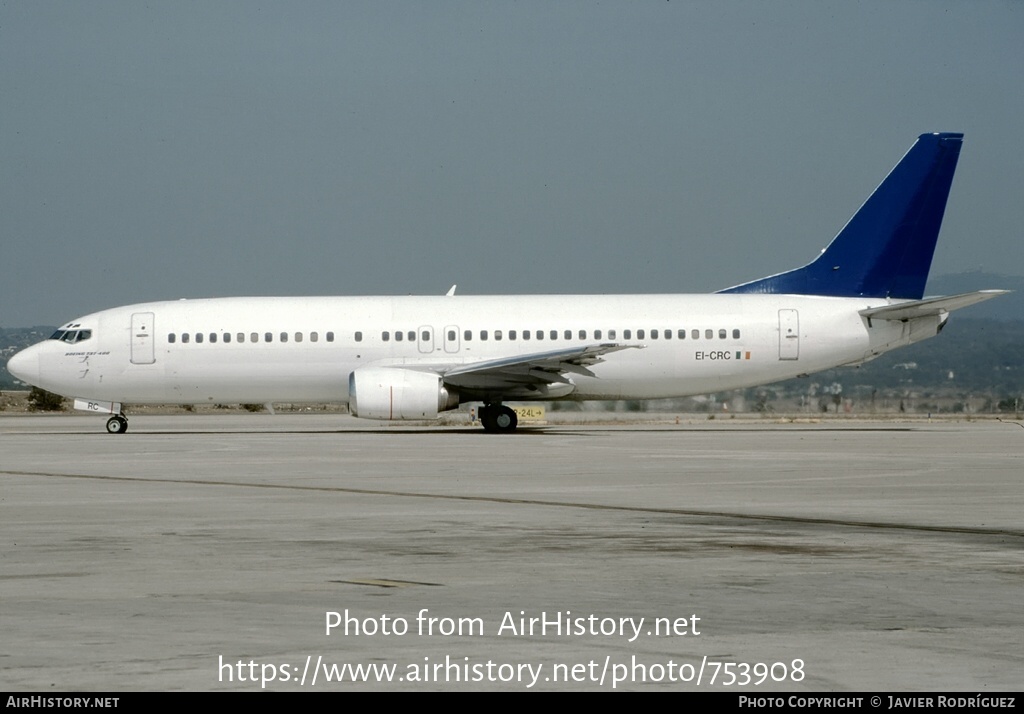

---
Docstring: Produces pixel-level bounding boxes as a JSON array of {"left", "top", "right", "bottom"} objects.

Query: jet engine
[{"left": 348, "top": 367, "right": 459, "bottom": 420}]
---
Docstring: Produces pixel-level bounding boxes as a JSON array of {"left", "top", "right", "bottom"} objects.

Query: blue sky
[{"left": 2, "top": 1, "right": 1022, "bottom": 325}]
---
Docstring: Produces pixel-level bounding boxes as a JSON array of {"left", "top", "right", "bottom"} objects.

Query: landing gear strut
[
  {"left": 478, "top": 404, "right": 518, "bottom": 433},
  {"left": 105, "top": 414, "right": 128, "bottom": 434}
]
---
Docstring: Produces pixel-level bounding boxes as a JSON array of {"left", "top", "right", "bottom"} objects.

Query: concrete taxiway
[{"left": 1, "top": 414, "right": 1021, "bottom": 691}]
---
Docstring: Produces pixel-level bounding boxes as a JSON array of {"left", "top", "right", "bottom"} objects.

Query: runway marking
[
  {"left": 331, "top": 578, "right": 443, "bottom": 588},
  {"left": 2, "top": 468, "right": 1022, "bottom": 539},
  {"left": 0, "top": 572, "right": 89, "bottom": 580}
]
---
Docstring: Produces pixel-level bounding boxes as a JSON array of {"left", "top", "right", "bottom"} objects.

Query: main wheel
[
  {"left": 494, "top": 406, "right": 517, "bottom": 431},
  {"left": 106, "top": 416, "right": 128, "bottom": 434},
  {"left": 480, "top": 405, "right": 517, "bottom": 433}
]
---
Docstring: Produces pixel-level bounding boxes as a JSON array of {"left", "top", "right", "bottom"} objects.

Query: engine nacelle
[{"left": 348, "top": 367, "right": 459, "bottom": 420}]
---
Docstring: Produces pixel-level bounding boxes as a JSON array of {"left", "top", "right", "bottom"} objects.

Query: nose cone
[{"left": 7, "top": 346, "right": 40, "bottom": 386}]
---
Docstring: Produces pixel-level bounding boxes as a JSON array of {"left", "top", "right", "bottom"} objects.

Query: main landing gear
[
  {"left": 105, "top": 414, "right": 129, "bottom": 434},
  {"left": 478, "top": 404, "right": 518, "bottom": 433}
]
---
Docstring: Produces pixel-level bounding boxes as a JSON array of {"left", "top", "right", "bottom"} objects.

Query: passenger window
[
  {"left": 509, "top": 330, "right": 517, "bottom": 340},
  {"left": 639, "top": 329, "right": 646, "bottom": 339},
  {"left": 447, "top": 330, "right": 456, "bottom": 341},
  {"left": 595, "top": 329, "right": 602, "bottom": 339},
  {"left": 719, "top": 329, "right": 727, "bottom": 339},
  {"left": 651, "top": 330, "right": 658, "bottom": 340},
  {"left": 210, "top": 333, "right": 217, "bottom": 343},
  {"left": 311, "top": 332, "right": 319, "bottom": 342},
  {"left": 495, "top": 330, "right": 503, "bottom": 341},
  {"left": 692, "top": 329, "right": 699, "bottom": 340},
  {"left": 251, "top": 332, "right": 258, "bottom": 343},
  {"left": 408, "top": 331, "right": 415, "bottom": 341},
  {"left": 353, "top": 332, "right": 360, "bottom": 342},
  {"left": 395, "top": 331, "right": 403, "bottom": 342},
  {"left": 237, "top": 333, "right": 245, "bottom": 343},
  {"left": 382, "top": 331, "right": 390, "bottom": 342},
  {"left": 578, "top": 330, "right": 586, "bottom": 340},
  {"left": 664, "top": 329, "right": 671, "bottom": 340},
  {"left": 481, "top": 330, "right": 488, "bottom": 341},
  {"left": 326, "top": 332, "right": 334, "bottom": 342},
  {"left": 265, "top": 332, "right": 273, "bottom": 342},
  {"left": 705, "top": 329, "right": 714, "bottom": 339},
  {"left": 196, "top": 333, "right": 204, "bottom": 344},
  {"left": 678, "top": 329, "right": 686, "bottom": 339},
  {"left": 609, "top": 329, "right": 616, "bottom": 339},
  {"left": 624, "top": 329, "right": 632, "bottom": 339},
  {"left": 295, "top": 332, "right": 302, "bottom": 342},
  {"left": 280, "top": 332, "right": 288, "bottom": 343},
  {"left": 464, "top": 330, "right": 472, "bottom": 341},
  {"left": 523, "top": 330, "right": 530, "bottom": 340},
  {"left": 223, "top": 333, "right": 231, "bottom": 344},
  {"left": 564, "top": 330, "right": 572, "bottom": 340},
  {"left": 182, "top": 333, "right": 190, "bottom": 344},
  {"left": 549, "top": 330, "right": 557, "bottom": 340},
  {"left": 168, "top": 333, "right": 176, "bottom": 344},
  {"left": 536, "top": 330, "right": 544, "bottom": 340},
  {"left": 421, "top": 330, "right": 429, "bottom": 342},
  {"left": 733, "top": 329, "right": 741, "bottom": 339}
]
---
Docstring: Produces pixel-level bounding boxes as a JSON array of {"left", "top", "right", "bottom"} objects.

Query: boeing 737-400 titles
[{"left": 7, "top": 133, "right": 1006, "bottom": 432}]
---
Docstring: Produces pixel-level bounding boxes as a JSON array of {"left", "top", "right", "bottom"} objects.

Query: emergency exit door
[
  {"left": 778, "top": 309, "right": 799, "bottom": 360},
  {"left": 131, "top": 312, "right": 155, "bottom": 365}
]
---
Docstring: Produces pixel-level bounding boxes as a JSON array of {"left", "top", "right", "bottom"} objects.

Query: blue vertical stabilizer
[{"left": 719, "top": 133, "right": 963, "bottom": 299}]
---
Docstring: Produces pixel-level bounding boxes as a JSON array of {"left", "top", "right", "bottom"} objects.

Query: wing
[{"left": 441, "top": 343, "right": 638, "bottom": 392}]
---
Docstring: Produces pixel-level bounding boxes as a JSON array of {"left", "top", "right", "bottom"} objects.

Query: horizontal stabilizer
[{"left": 859, "top": 290, "right": 1009, "bottom": 321}]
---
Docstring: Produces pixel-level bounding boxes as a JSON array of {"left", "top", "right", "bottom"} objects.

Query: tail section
[{"left": 720, "top": 132, "right": 964, "bottom": 299}]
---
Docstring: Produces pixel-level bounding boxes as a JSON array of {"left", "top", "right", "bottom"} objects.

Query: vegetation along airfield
[{"left": 1, "top": 411, "right": 1021, "bottom": 691}]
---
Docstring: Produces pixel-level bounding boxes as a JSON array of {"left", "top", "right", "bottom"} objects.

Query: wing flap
[{"left": 442, "top": 343, "right": 637, "bottom": 390}]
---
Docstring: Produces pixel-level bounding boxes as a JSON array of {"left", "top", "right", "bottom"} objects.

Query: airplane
[{"left": 7, "top": 132, "right": 1007, "bottom": 434}]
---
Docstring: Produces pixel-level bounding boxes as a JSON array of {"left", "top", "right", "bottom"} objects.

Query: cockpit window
[{"left": 49, "top": 329, "right": 92, "bottom": 344}]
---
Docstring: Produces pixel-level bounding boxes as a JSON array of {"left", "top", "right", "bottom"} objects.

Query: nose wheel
[{"left": 106, "top": 415, "right": 129, "bottom": 434}]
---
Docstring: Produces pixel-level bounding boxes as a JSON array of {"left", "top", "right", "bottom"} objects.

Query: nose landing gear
[{"left": 105, "top": 415, "right": 129, "bottom": 434}]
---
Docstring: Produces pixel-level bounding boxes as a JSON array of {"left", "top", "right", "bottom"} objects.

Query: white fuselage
[{"left": 11, "top": 293, "right": 941, "bottom": 408}]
